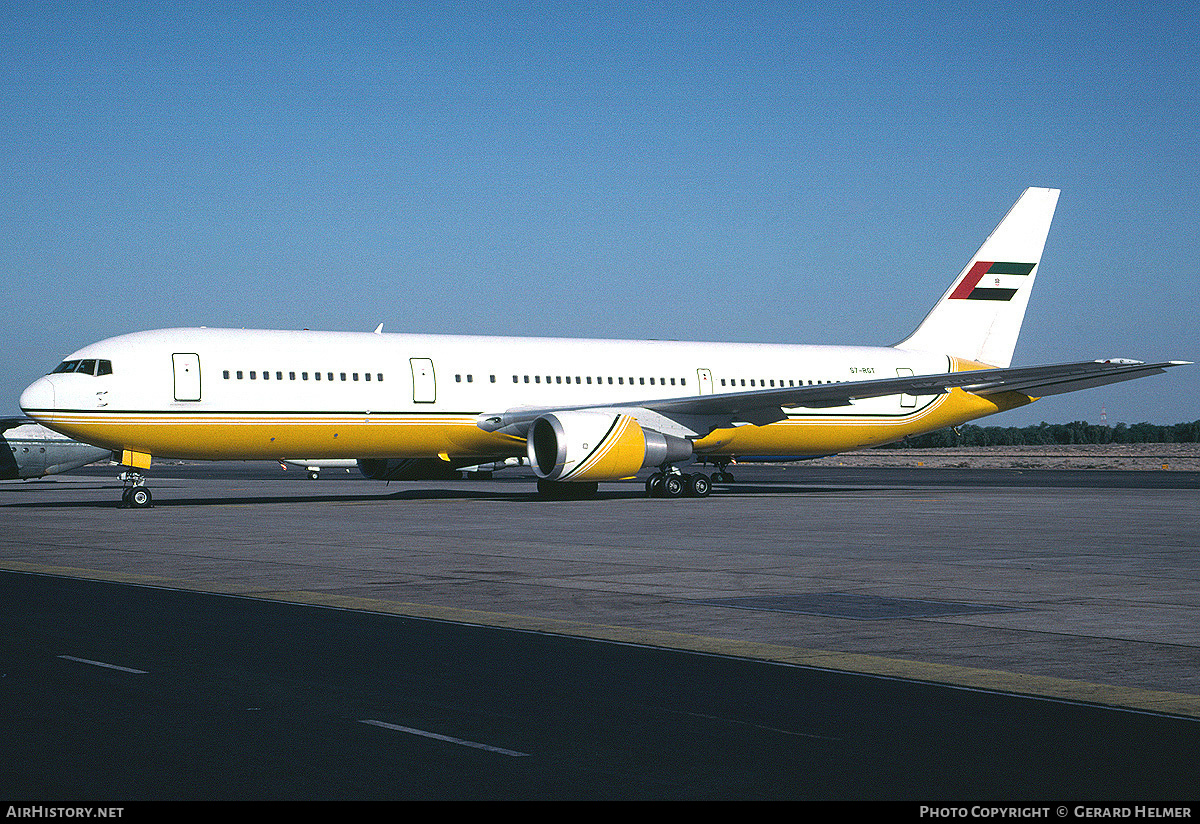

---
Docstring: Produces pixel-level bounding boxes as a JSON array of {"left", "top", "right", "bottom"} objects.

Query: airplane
[
  {"left": 1, "top": 417, "right": 113, "bottom": 480},
  {"left": 280, "top": 459, "right": 359, "bottom": 479},
  {"left": 280, "top": 456, "right": 523, "bottom": 480},
  {"left": 18, "top": 188, "right": 1189, "bottom": 507}
]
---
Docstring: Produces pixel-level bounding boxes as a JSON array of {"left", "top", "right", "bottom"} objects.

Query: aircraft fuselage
[{"left": 18, "top": 327, "right": 1025, "bottom": 464}]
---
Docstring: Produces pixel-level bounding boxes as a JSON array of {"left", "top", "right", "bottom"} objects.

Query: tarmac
[{"left": 3, "top": 455, "right": 1198, "bottom": 720}]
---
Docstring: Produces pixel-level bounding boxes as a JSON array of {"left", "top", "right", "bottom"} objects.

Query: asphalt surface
[
  {"left": 2, "top": 570, "right": 1197, "bottom": 801},
  {"left": 2, "top": 463, "right": 1198, "bottom": 801}
]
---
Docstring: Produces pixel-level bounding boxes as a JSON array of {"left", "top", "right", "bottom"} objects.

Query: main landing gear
[
  {"left": 644, "top": 461, "right": 738, "bottom": 498},
  {"left": 644, "top": 470, "right": 711, "bottom": 498},
  {"left": 701, "top": 459, "right": 736, "bottom": 484},
  {"left": 118, "top": 471, "right": 153, "bottom": 508}
]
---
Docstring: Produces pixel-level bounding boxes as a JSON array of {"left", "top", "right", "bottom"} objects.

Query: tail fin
[{"left": 896, "top": 187, "right": 1060, "bottom": 368}]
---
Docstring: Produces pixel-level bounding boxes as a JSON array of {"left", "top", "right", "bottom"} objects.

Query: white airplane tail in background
[{"left": 897, "top": 187, "right": 1061, "bottom": 368}]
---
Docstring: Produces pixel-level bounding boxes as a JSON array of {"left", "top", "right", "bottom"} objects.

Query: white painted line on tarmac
[
  {"left": 57, "top": 655, "right": 148, "bottom": 674},
  {"left": 359, "top": 719, "right": 529, "bottom": 757}
]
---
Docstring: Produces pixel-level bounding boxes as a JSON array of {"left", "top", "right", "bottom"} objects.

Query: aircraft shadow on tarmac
[
  {"left": 1, "top": 480, "right": 897, "bottom": 508},
  {"left": 7, "top": 465, "right": 1195, "bottom": 508}
]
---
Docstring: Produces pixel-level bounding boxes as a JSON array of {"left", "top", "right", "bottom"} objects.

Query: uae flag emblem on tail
[{"left": 948, "top": 261, "right": 1036, "bottom": 301}]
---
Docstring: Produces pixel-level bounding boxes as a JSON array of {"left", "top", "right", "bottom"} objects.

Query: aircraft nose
[{"left": 20, "top": 377, "right": 55, "bottom": 417}]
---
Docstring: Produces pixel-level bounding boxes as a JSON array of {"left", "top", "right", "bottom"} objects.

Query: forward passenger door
[{"left": 172, "top": 353, "right": 201, "bottom": 402}]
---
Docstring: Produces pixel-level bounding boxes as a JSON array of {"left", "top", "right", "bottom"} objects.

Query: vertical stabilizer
[{"left": 896, "top": 187, "right": 1060, "bottom": 367}]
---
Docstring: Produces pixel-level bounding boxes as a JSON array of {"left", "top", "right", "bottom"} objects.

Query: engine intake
[{"left": 526, "top": 411, "right": 692, "bottom": 482}]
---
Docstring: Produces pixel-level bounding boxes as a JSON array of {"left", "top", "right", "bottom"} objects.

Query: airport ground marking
[
  {"left": 359, "top": 719, "right": 530, "bottom": 757},
  {"left": 5, "top": 558, "right": 1200, "bottom": 721},
  {"left": 57, "top": 654, "right": 148, "bottom": 674}
]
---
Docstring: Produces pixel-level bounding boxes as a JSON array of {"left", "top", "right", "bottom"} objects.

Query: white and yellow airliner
[{"left": 19, "top": 188, "right": 1188, "bottom": 506}]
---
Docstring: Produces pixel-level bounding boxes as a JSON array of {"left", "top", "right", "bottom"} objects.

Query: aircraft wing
[{"left": 478, "top": 359, "right": 1190, "bottom": 437}]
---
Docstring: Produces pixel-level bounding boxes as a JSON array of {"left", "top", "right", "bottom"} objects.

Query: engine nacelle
[{"left": 526, "top": 411, "right": 693, "bottom": 482}]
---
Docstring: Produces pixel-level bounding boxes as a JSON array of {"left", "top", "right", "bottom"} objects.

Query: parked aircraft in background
[
  {"left": 283, "top": 457, "right": 525, "bottom": 480},
  {"left": 1, "top": 418, "right": 112, "bottom": 480},
  {"left": 280, "top": 459, "right": 358, "bottom": 480},
  {"left": 18, "top": 188, "right": 1189, "bottom": 506}
]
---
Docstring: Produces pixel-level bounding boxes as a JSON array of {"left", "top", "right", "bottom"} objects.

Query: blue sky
[{"left": 3, "top": 2, "right": 1196, "bottom": 426}]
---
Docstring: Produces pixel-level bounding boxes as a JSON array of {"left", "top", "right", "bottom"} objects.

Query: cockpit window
[{"left": 50, "top": 358, "right": 112, "bottom": 376}]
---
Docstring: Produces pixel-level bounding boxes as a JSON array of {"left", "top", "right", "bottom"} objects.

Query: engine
[{"left": 526, "top": 411, "right": 693, "bottom": 482}]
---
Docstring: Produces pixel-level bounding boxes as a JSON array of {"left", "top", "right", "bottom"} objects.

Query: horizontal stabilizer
[{"left": 961, "top": 360, "right": 1190, "bottom": 398}]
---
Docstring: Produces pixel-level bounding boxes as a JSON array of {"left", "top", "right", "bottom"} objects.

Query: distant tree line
[{"left": 881, "top": 421, "right": 1200, "bottom": 448}]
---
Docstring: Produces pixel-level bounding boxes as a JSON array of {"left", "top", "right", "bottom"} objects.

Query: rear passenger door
[{"left": 896, "top": 367, "right": 917, "bottom": 409}]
